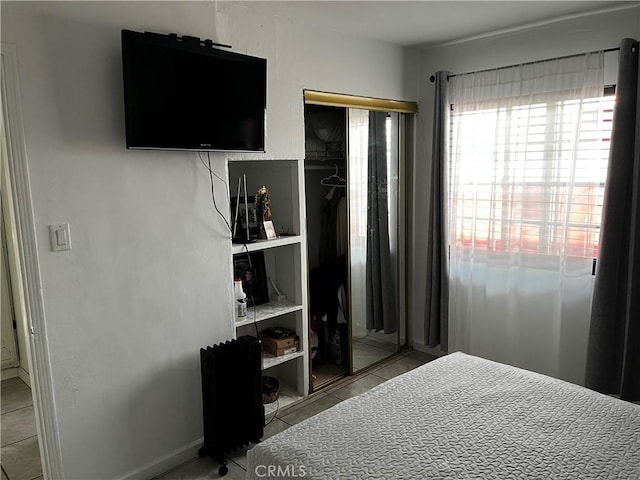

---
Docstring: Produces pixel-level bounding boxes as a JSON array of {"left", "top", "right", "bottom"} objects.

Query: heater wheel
[
  {"left": 219, "top": 463, "right": 229, "bottom": 476},
  {"left": 197, "top": 447, "right": 206, "bottom": 458}
]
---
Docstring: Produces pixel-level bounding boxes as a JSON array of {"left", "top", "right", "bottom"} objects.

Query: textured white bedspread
[{"left": 246, "top": 352, "right": 640, "bottom": 479}]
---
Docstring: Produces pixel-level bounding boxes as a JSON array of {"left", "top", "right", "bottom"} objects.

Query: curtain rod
[{"left": 429, "top": 47, "right": 620, "bottom": 83}]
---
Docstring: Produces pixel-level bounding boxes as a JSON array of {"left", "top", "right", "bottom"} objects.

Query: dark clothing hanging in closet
[
  {"left": 319, "top": 188, "right": 345, "bottom": 265},
  {"left": 309, "top": 255, "right": 347, "bottom": 330}
]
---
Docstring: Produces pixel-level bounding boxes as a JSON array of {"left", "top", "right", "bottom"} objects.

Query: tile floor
[
  {"left": 0, "top": 349, "right": 438, "bottom": 480},
  {"left": 312, "top": 333, "right": 399, "bottom": 389},
  {"left": 154, "top": 348, "right": 437, "bottom": 480},
  {"left": 352, "top": 335, "right": 398, "bottom": 371},
  {"left": 0, "top": 377, "right": 43, "bottom": 480}
]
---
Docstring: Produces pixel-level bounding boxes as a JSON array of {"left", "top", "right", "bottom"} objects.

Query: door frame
[
  {"left": 303, "top": 90, "right": 417, "bottom": 384},
  {"left": 2, "top": 42, "right": 64, "bottom": 479}
]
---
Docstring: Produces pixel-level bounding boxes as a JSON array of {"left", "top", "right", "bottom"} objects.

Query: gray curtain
[
  {"left": 424, "top": 71, "right": 450, "bottom": 350},
  {"left": 366, "top": 110, "right": 396, "bottom": 333},
  {"left": 585, "top": 38, "right": 640, "bottom": 402}
]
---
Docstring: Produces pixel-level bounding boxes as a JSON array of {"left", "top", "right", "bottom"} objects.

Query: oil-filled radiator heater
[{"left": 199, "top": 335, "right": 264, "bottom": 476}]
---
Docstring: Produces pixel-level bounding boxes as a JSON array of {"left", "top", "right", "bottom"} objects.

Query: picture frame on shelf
[
  {"left": 233, "top": 251, "right": 269, "bottom": 306},
  {"left": 263, "top": 220, "right": 277, "bottom": 240}
]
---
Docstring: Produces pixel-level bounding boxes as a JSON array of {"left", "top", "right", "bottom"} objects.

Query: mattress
[{"left": 246, "top": 352, "right": 640, "bottom": 479}]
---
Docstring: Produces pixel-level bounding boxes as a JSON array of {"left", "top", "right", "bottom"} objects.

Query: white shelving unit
[{"left": 228, "top": 159, "right": 309, "bottom": 409}]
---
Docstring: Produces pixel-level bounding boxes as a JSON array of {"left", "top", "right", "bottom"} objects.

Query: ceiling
[{"left": 236, "top": 1, "right": 637, "bottom": 48}]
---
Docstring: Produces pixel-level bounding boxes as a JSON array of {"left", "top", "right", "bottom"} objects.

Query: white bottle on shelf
[{"left": 234, "top": 278, "right": 247, "bottom": 320}]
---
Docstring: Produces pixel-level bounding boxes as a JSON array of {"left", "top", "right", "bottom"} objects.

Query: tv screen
[{"left": 122, "top": 30, "right": 266, "bottom": 152}]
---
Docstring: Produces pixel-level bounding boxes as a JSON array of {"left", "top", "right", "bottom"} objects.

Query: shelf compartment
[
  {"left": 262, "top": 350, "right": 304, "bottom": 370},
  {"left": 264, "top": 382, "right": 303, "bottom": 417},
  {"left": 232, "top": 235, "right": 302, "bottom": 254},
  {"left": 235, "top": 301, "right": 303, "bottom": 327}
]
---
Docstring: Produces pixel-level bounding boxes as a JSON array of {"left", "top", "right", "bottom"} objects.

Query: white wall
[
  {"left": 409, "top": 6, "right": 640, "bottom": 357},
  {"left": 0, "top": 2, "right": 410, "bottom": 478}
]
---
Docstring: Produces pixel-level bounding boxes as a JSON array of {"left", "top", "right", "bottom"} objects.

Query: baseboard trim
[
  {"left": 1, "top": 367, "right": 19, "bottom": 380},
  {"left": 410, "top": 341, "right": 448, "bottom": 358},
  {"left": 114, "top": 438, "right": 204, "bottom": 480}
]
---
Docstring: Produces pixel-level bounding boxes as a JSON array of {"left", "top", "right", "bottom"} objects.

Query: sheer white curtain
[
  {"left": 448, "top": 53, "right": 612, "bottom": 384},
  {"left": 348, "top": 108, "right": 369, "bottom": 338}
]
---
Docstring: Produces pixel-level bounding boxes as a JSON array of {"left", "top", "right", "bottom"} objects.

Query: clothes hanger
[{"left": 320, "top": 164, "right": 345, "bottom": 187}]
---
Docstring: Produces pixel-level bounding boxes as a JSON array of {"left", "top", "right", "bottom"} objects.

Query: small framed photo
[
  {"left": 233, "top": 251, "right": 269, "bottom": 306},
  {"left": 263, "top": 220, "right": 277, "bottom": 240},
  {"left": 230, "top": 195, "right": 258, "bottom": 240}
]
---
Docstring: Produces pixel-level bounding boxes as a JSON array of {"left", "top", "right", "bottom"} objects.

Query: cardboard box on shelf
[{"left": 261, "top": 335, "right": 299, "bottom": 357}]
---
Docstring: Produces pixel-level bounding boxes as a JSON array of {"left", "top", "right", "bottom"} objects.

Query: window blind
[{"left": 449, "top": 92, "right": 614, "bottom": 258}]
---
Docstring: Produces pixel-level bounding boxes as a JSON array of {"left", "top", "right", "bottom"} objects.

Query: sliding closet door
[{"left": 304, "top": 91, "right": 415, "bottom": 390}]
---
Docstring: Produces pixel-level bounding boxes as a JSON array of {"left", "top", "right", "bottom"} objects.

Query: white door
[{"left": 1, "top": 207, "right": 19, "bottom": 368}]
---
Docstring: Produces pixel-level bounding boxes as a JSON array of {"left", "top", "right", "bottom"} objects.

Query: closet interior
[{"left": 304, "top": 104, "right": 350, "bottom": 388}]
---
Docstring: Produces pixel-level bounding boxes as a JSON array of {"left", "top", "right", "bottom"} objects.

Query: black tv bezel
[{"left": 121, "top": 29, "right": 267, "bottom": 153}]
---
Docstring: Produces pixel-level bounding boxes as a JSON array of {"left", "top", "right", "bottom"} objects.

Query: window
[{"left": 449, "top": 89, "right": 614, "bottom": 258}]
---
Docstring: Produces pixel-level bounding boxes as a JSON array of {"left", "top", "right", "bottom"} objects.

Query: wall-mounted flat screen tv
[{"left": 122, "top": 29, "right": 266, "bottom": 152}]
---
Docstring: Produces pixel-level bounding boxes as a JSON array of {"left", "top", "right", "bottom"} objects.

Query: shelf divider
[
  {"left": 262, "top": 350, "right": 304, "bottom": 370},
  {"left": 235, "top": 301, "right": 303, "bottom": 327},
  {"left": 232, "top": 235, "right": 302, "bottom": 255}
]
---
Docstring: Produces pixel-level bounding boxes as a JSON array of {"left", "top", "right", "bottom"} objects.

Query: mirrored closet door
[{"left": 303, "top": 91, "right": 417, "bottom": 392}]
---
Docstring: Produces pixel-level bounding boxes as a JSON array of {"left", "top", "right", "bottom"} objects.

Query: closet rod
[
  {"left": 429, "top": 46, "right": 620, "bottom": 83},
  {"left": 304, "top": 90, "right": 418, "bottom": 113}
]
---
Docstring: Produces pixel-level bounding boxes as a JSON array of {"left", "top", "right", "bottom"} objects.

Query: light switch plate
[{"left": 49, "top": 223, "right": 71, "bottom": 252}]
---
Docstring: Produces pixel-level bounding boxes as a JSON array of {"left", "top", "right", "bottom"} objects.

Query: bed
[{"left": 246, "top": 352, "right": 640, "bottom": 479}]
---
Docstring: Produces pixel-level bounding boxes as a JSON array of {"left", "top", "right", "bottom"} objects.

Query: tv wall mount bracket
[{"left": 150, "top": 31, "right": 232, "bottom": 50}]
